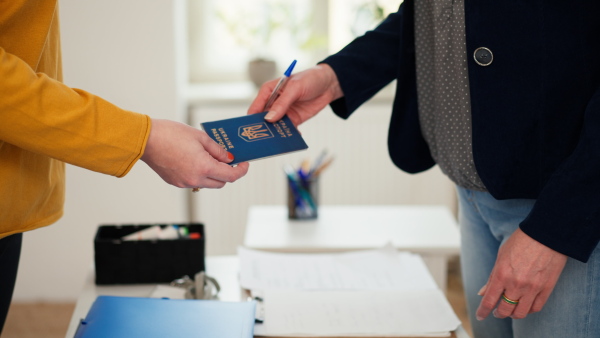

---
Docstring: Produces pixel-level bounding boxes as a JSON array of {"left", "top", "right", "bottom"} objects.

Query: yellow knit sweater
[{"left": 0, "top": 1, "right": 151, "bottom": 238}]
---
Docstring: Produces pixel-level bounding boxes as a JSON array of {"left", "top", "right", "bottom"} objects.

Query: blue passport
[{"left": 201, "top": 112, "right": 308, "bottom": 164}]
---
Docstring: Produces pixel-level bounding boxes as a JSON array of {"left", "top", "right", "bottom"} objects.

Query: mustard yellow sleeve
[{"left": 0, "top": 47, "right": 150, "bottom": 177}]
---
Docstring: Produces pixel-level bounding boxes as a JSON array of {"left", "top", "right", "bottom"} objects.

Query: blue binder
[{"left": 74, "top": 296, "right": 256, "bottom": 338}]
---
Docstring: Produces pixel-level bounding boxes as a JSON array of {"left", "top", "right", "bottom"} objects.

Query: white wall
[{"left": 12, "top": 0, "right": 187, "bottom": 301}]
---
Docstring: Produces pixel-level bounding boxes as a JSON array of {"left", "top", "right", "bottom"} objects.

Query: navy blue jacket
[{"left": 323, "top": 0, "right": 600, "bottom": 262}]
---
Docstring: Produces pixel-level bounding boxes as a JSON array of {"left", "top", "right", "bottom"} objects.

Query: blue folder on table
[{"left": 74, "top": 296, "right": 256, "bottom": 338}]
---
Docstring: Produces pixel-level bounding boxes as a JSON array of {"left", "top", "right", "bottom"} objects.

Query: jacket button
[{"left": 474, "top": 47, "right": 493, "bottom": 66}]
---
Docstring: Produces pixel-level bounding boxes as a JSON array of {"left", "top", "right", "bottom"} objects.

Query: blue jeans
[{"left": 457, "top": 187, "right": 600, "bottom": 338}]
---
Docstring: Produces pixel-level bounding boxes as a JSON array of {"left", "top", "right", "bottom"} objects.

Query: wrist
[
  {"left": 317, "top": 63, "right": 343, "bottom": 101},
  {"left": 140, "top": 118, "right": 158, "bottom": 163}
]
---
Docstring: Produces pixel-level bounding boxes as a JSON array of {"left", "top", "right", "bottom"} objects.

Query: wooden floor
[
  {"left": 3, "top": 302, "right": 75, "bottom": 338},
  {"left": 2, "top": 258, "right": 472, "bottom": 338},
  {"left": 447, "top": 256, "right": 472, "bottom": 336}
]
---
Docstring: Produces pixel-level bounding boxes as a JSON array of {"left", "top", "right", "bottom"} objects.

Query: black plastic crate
[{"left": 94, "top": 223, "right": 205, "bottom": 285}]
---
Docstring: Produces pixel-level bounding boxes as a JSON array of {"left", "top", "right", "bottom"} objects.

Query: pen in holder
[{"left": 285, "top": 165, "right": 319, "bottom": 220}]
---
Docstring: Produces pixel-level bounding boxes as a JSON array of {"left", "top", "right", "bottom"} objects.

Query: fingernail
[
  {"left": 227, "top": 152, "right": 234, "bottom": 161},
  {"left": 265, "top": 111, "right": 277, "bottom": 121},
  {"left": 493, "top": 310, "right": 499, "bottom": 318},
  {"left": 477, "top": 285, "right": 486, "bottom": 296},
  {"left": 476, "top": 315, "right": 484, "bottom": 321}
]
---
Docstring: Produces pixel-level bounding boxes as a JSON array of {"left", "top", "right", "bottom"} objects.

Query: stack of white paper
[
  {"left": 239, "top": 244, "right": 437, "bottom": 291},
  {"left": 238, "top": 245, "right": 461, "bottom": 337}
]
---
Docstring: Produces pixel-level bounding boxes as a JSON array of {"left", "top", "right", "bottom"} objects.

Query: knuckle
[
  {"left": 512, "top": 277, "right": 529, "bottom": 289},
  {"left": 495, "top": 270, "right": 512, "bottom": 283},
  {"left": 236, "top": 167, "right": 249, "bottom": 179},
  {"left": 496, "top": 308, "right": 512, "bottom": 317},
  {"left": 530, "top": 281, "right": 545, "bottom": 291},
  {"left": 198, "top": 129, "right": 210, "bottom": 140},
  {"left": 230, "top": 173, "right": 244, "bottom": 183},
  {"left": 184, "top": 175, "right": 204, "bottom": 188},
  {"left": 530, "top": 304, "right": 543, "bottom": 313},
  {"left": 511, "top": 311, "right": 527, "bottom": 319},
  {"left": 196, "top": 167, "right": 210, "bottom": 178},
  {"left": 227, "top": 169, "right": 248, "bottom": 183},
  {"left": 481, "top": 299, "right": 497, "bottom": 310},
  {"left": 171, "top": 180, "right": 191, "bottom": 188},
  {"left": 180, "top": 181, "right": 195, "bottom": 189},
  {"left": 516, "top": 275, "right": 538, "bottom": 287},
  {"left": 203, "top": 180, "right": 225, "bottom": 189}
]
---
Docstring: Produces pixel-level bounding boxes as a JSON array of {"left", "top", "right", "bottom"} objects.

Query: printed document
[
  {"left": 238, "top": 245, "right": 461, "bottom": 336},
  {"left": 238, "top": 244, "right": 437, "bottom": 291}
]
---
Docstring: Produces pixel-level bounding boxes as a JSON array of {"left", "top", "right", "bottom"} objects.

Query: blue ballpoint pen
[{"left": 263, "top": 60, "right": 297, "bottom": 111}]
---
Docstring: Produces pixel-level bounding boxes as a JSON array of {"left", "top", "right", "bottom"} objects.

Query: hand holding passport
[
  {"left": 201, "top": 60, "right": 307, "bottom": 164},
  {"left": 200, "top": 111, "right": 308, "bottom": 165}
]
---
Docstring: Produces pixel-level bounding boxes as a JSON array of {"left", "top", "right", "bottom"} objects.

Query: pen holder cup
[{"left": 287, "top": 176, "right": 319, "bottom": 220}]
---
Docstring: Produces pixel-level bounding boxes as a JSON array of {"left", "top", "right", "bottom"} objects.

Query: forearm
[{"left": 0, "top": 47, "right": 150, "bottom": 177}]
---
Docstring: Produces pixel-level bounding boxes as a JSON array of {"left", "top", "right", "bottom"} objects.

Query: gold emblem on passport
[{"left": 239, "top": 122, "right": 274, "bottom": 142}]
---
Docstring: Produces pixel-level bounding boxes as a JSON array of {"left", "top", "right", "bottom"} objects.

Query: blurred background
[{"left": 9, "top": 0, "right": 456, "bottom": 315}]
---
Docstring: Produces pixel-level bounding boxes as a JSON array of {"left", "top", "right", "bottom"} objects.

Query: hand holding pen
[{"left": 247, "top": 63, "right": 344, "bottom": 126}]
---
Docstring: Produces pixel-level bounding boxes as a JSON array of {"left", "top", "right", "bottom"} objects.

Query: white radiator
[{"left": 189, "top": 100, "right": 456, "bottom": 255}]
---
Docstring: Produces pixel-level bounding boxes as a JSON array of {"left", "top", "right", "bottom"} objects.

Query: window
[{"left": 187, "top": 0, "right": 401, "bottom": 84}]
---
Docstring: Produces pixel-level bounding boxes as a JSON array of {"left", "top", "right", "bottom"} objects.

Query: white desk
[
  {"left": 67, "top": 255, "right": 469, "bottom": 338},
  {"left": 243, "top": 205, "right": 461, "bottom": 290}
]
